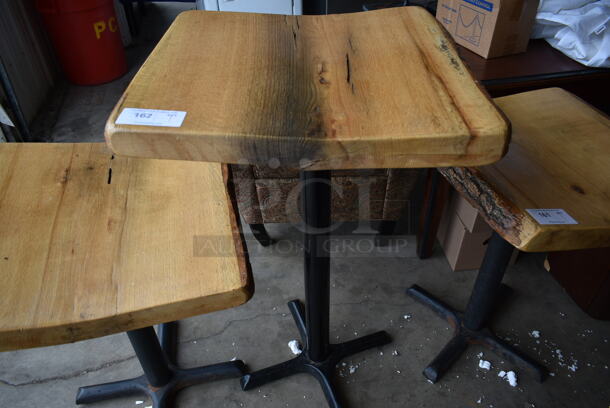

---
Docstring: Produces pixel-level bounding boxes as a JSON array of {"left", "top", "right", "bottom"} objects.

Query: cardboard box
[
  {"left": 437, "top": 195, "right": 493, "bottom": 271},
  {"left": 450, "top": 191, "right": 489, "bottom": 233},
  {"left": 435, "top": 0, "right": 539, "bottom": 58},
  {"left": 437, "top": 192, "right": 519, "bottom": 271}
]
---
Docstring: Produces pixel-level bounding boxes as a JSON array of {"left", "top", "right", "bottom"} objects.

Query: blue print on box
[{"left": 463, "top": 0, "right": 493, "bottom": 12}]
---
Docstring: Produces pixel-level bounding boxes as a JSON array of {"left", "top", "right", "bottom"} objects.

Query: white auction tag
[
  {"left": 115, "top": 108, "right": 186, "bottom": 127},
  {"left": 526, "top": 209, "right": 578, "bottom": 225}
]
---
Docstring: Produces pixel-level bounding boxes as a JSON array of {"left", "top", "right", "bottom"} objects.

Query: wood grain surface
[
  {"left": 0, "top": 143, "right": 252, "bottom": 351},
  {"left": 105, "top": 7, "right": 509, "bottom": 170},
  {"left": 440, "top": 88, "right": 610, "bottom": 252}
]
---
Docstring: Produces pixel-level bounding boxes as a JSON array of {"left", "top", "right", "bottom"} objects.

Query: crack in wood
[
  {"left": 60, "top": 168, "right": 70, "bottom": 184},
  {"left": 346, "top": 53, "right": 351, "bottom": 83},
  {"left": 318, "top": 63, "right": 329, "bottom": 85},
  {"left": 107, "top": 154, "right": 115, "bottom": 185}
]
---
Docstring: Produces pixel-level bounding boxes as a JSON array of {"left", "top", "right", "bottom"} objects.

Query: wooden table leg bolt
[
  {"left": 241, "top": 171, "right": 392, "bottom": 408},
  {"left": 76, "top": 322, "right": 246, "bottom": 407},
  {"left": 407, "top": 232, "right": 547, "bottom": 383}
]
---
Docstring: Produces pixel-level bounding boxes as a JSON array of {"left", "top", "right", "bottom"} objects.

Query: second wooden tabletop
[{"left": 0, "top": 144, "right": 252, "bottom": 351}]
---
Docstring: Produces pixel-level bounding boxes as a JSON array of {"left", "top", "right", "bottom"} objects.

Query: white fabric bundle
[{"left": 532, "top": 0, "right": 610, "bottom": 67}]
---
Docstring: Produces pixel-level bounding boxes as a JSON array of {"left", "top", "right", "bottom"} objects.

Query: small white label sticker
[
  {"left": 115, "top": 108, "right": 186, "bottom": 127},
  {"left": 526, "top": 209, "right": 578, "bottom": 225}
]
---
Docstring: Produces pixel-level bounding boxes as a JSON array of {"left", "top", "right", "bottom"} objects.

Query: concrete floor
[
  {"left": 1, "top": 225, "right": 609, "bottom": 408},
  {"left": 2, "top": 3, "right": 609, "bottom": 408}
]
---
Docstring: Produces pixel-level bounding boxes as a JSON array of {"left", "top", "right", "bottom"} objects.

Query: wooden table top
[
  {"left": 105, "top": 7, "right": 509, "bottom": 170},
  {"left": 0, "top": 144, "right": 252, "bottom": 351},
  {"left": 440, "top": 88, "right": 610, "bottom": 252}
]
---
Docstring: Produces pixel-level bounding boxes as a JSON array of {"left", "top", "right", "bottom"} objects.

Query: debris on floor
[
  {"left": 506, "top": 371, "right": 518, "bottom": 387},
  {"left": 479, "top": 360, "right": 492, "bottom": 370},
  {"left": 555, "top": 349, "right": 564, "bottom": 360},
  {"left": 498, "top": 370, "right": 518, "bottom": 387},
  {"left": 288, "top": 340, "right": 303, "bottom": 355}
]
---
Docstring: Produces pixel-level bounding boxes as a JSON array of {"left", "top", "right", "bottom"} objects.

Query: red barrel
[{"left": 36, "top": 0, "right": 127, "bottom": 85}]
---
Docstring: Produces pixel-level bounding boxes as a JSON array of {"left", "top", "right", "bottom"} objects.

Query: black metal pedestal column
[
  {"left": 241, "top": 170, "right": 392, "bottom": 408},
  {"left": 76, "top": 322, "right": 246, "bottom": 408},
  {"left": 407, "top": 232, "right": 547, "bottom": 383},
  {"left": 303, "top": 170, "right": 332, "bottom": 362},
  {"left": 416, "top": 169, "right": 450, "bottom": 259}
]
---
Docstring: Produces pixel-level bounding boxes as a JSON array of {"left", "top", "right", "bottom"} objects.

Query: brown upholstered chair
[{"left": 230, "top": 164, "right": 420, "bottom": 245}]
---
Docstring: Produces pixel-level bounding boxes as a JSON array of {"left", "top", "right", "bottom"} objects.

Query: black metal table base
[
  {"left": 407, "top": 231, "right": 548, "bottom": 384},
  {"left": 241, "top": 170, "right": 392, "bottom": 408},
  {"left": 241, "top": 300, "right": 391, "bottom": 408},
  {"left": 406, "top": 285, "right": 547, "bottom": 383},
  {"left": 76, "top": 321, "right": 245, "bottom": 408}
]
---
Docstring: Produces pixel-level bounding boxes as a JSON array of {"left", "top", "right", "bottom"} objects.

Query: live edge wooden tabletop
[
  {"left": 0, "top": 143, "right": 252, "bottom": 351},
  {"left": 105, "top": 7, "right": 509, "bottom": 170},
  {"left": 441, "top": 88, "right": 610, "bottom": 253}
]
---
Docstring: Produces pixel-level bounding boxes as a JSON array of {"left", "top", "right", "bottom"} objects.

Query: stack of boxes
[{"left": 437, "top": 191, "right": 517, "bottom": 271}]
